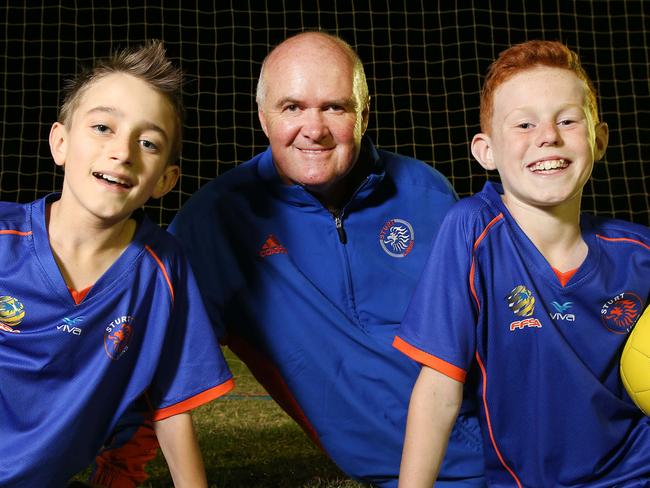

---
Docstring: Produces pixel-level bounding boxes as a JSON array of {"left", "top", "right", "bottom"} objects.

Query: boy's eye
[
  {"left": 92, "top": 124, "right": 111, "bottom": 133},
  {"left": 139, "top": 139, "right": 159, "bottom": 151},
  {"left": 558, "top": 119, "right": 575, "bottom": 126}
]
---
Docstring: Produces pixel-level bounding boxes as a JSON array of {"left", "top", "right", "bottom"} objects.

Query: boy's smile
[
  {"left": 49, "top": 72, "right": 179, "bottom": 226},
  {"left": 93, "top": 171, "right": 134, "bottom": 190}
]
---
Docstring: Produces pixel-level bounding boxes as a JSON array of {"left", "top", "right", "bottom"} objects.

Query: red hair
[{"left": 479, "top": 40, "right": 599, "bottom": 133}]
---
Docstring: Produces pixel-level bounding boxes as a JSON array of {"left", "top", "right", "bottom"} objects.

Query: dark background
[{"left": 1, "top": 1, "right": 648, "bottom": 227}]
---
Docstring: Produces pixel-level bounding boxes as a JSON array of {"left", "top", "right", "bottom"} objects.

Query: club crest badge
[
  {"left": 104, "top": 315, "right": 135, "bottom": 360},
  {"left": 600, "top": 292, "right": 643, "bottom": 334},
  {"left": 379, "top": 218, "right": 414, "bottom": 258}
]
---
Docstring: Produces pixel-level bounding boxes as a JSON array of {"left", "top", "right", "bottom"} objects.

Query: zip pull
[{"left": 334, "top": 215, "right": 347, "bottom": 244}]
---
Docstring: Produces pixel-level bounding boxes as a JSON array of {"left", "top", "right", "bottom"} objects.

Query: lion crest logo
[
  {"left": 379, "top": 219, "right": 415, "bottom": 258},
  {"left": 601, "top": 292, "right": 643, "bottom": 334}
]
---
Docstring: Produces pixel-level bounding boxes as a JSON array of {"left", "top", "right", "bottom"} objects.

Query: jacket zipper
[{"left": 334, "top": 214, "right": 347, "bottom": 244}]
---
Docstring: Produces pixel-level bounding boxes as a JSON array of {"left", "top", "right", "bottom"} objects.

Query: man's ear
[
  {"left": 360, "top": 97, "right": 371, "bottom": 135},
  {"left": 258, "top": 108, "right": 270, "bottom": 139},
  {"left": 593, "top": 122, "right": 609, "bottom": 161},
  {"left": 471, "top": 133, "right": 496, "bottom": 171},
  {"left": 49, "top": 122, "right": 68, "bottom": 168},
  {"left": 151, "top": 165, "right": 180, "bottom": 199}
]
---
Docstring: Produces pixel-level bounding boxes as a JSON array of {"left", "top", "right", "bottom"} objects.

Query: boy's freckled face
[
  {"left": 51, "top": 72, "right": 179, "bottom": 224},
  {"left": 485, "top": 66, "right": 605, "bottom": 212}
]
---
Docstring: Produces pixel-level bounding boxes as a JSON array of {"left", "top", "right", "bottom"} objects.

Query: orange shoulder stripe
[
  {"left": 393, "top": 336, "right": 466, "bottom": 383},
  {"left": 0, "top": 229, "right": 32, "bottom": 236},
  {"left": 596, "top": 234, "right": 650, "bottom": 251},
  {"left": 144, "top": 244, "right": 174, "bottom": 303},
  {"left": 470, "top": 213, "right": 503, "bottom": 311},
  {"left": 152, "top": 378, "right": 235, "bottom": 421}
]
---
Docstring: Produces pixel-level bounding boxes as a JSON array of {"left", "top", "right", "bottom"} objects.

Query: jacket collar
[{"left": 257, "top": 135, "right": 386, "bottom": 210}]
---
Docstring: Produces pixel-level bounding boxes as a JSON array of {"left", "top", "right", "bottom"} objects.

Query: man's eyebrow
[
  {"left": 326, "top": 98, "right": 356, "bottom": 108},
  {"left": 273, "top": 97, "right": 299, "bottom": 108},
  {"left": 85, "top": 106, "right": 169, "bottom": 140},
  {"left": 272, "top": 97, "right": 356, "bottom": 109}
]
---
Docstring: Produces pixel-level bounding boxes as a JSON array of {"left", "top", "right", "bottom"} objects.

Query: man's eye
[{"left": 517, "top": 122, "right": 533, "bottom": 129}]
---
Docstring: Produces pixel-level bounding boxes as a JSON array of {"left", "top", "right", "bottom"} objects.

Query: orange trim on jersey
[
  {"left": 551, "top": 267, "right": 578, "bottom": 287},
  {"left": 470, "top": 214, "right": 504, "bottom": 311},
  {"left": 0, "top": 229, "right": 32, "bottom": 236},
  {"left": 392, "top": 336, "right": 466, "bottom": 383},
  {"left": 151, "top": 378, "right": 235, "bottom": 421},
  {"left": 144, "top": 245, "right": 174, "bottom": 303},
  {"left": 596, "top": 234, "right": 650, "bottom": 251},
  {"left": 475, "top": 350, "right": 523, "bottom": 488},
  {"left": 68, "top": 285, "right": 92, "bottom": 305}
]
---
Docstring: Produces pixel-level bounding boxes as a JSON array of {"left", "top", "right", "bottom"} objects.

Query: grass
[{"left": 77, "top": 349, "right": 366, "bottom": 487}]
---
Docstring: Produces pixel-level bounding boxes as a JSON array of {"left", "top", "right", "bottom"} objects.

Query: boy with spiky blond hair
[{"left": 0, "top": 40, "right": 233, "bottom": 487}]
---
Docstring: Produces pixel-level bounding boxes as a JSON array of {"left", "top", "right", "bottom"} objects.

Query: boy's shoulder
[
  {"left": 0, "top": 199, "right": 35, "bottom": 232},
  {"left": 446, "top": 182, "right": 502, "bottom": 223},
  {"left": 583, "top": 213, "right": 650, "bottom": 244},
  {"left": 137, "top": 213, "right": 183, "bottom": 255}
]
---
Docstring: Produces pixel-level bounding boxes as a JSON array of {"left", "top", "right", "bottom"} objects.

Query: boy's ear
[
  {"left": 151, "top": 164, "right": 180, "bottom": 199},
  {"left": 593, "top": 122, "right": 609, "bottom": 161},
  {"left": 471, "top": 133, "right": 496, "bottom": 170},
  {"left": 49, "top": 122, "right": 68, "bottom": 167}
]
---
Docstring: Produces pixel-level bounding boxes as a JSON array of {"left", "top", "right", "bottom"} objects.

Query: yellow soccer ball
[{"left": 621, "top": 306, "right": 650, "bottom": 416}]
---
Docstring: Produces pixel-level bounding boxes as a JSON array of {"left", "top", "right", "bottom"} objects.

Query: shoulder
[
  {"left": 586, "top": 214, "right": 650, "bottom": 250},
  {"left": 433, "top": 191, "right": 507, "bottom": 253},
  {"left": 377, "top": 148, "right": 456, "bottom": 196},
  {"left": 138, "top": 216, "right": 185, "bottom": 265},
  {"left": 447, "top": 190, "right": 499, "bottom": 226},
  {"left": 179, "top": 154, "right": 266, "bottom": 215},
  {"left": 0, "top": 200, "right": 32, "bottom": 233}
]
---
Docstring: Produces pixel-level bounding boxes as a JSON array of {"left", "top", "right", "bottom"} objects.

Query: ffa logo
[
  {"left": 507, "top": 285, "right": 536, "bottom": 317},
  {"left": 600, "top": 292, "right": 643, "bottom": 334},
  {"left": 104, "top": 315, "right": 135, "bottom": 360},
  {"left": 379, "top": 219, "right": 414, "bottom": 258},
  {"left": 0, "top": 295, "right": 25, "bottom": 333}
]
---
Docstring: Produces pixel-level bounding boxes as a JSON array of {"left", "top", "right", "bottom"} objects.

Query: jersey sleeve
[
  {"left": 148, "top": 252, "right": 234, "bottom": 420},
  {"left": 394, "top": 204, "right": 479, "bottom": 383}
]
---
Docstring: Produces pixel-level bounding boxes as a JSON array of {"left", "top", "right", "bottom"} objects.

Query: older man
[
  {"left": 95, "top": 31, "right": 485, "bottom": 487},
  {"left": 169, "top": 32, "right": 485, "bottom": 487}
]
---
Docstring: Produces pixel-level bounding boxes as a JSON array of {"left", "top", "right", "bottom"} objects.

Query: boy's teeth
[
  {"left": 531, "top": 159, "right": 567, "bottom": 171},
  {"left": 94, "top": 172, "right": 130, "bottom": 187}
]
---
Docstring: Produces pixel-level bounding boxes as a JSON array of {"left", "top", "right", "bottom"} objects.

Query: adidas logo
[{"left": 259, "top": 234, "right": 288, "bottom": 257}]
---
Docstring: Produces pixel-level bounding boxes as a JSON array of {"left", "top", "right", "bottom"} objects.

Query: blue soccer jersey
[
  {"left": 0, "top": 195, "right": 234, "bottom": 488},
  {"left": 169, "top": 137, "right": 486, "bottom": 487},
  {"left": 396, "top": 181, "right": 650, "bottom": 487}
]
